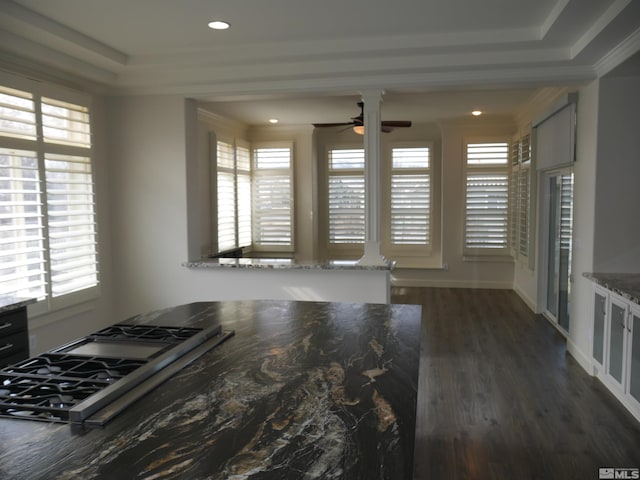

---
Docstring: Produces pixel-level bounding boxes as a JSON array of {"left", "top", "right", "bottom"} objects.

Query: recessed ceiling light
[
  {"left": 471, "top": 110, "right": 482, "bottom": 116},
  {"left": 208, "top": 20, "right": 230, "bottom": 30},
  {"left": 269, "top": 118, "right": 279, "bottom": 124}
]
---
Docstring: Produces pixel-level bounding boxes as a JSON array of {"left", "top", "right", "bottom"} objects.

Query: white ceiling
[{"left": 0, "top": 0, "right": 638, "bottom": 125}]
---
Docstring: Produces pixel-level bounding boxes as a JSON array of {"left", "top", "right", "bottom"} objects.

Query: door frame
[{"left": 537, "top": 166, "right": 574, "bottom": 335}]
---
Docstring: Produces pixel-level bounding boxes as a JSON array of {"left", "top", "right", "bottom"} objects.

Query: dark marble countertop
[
  {"left": 0, "top": 299, "right": 421, "bottom": 479},
  {"left": 583, "top": 272, "right": 640, "bottom": 306}
]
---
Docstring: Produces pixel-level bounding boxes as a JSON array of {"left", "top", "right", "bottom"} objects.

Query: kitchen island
[{"left": 0, "top": 299, "right": 421, "bottom": 479}]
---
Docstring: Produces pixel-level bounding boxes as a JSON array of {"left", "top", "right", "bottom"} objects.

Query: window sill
[{"left": 463, "top": 255, "right": 514, "bottom": 263}]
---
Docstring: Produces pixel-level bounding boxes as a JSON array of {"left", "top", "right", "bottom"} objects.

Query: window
[
  {"left": 327, "top": 148, "right": 365, "bottom": 246},
  {"left": 216, "top": 140, "right": 251, "bottom": 252},
  {"left": 509, "top": 134, "right": 533, "bottom": 264},
  {"left": 325, "top": 145, "right": 433, "bottom": 258},
  {"left": 464, "top": 141, "right": 509, "bottom": 254},
  {"left": 390, "top": 146, "right": 431, "bottom": 247},
  {"left": 0, "top": 81, "right": 99, "bottom": 307},
  {"left": 214, "top": 140, "right": 293, "bottom": 253},
  {"left": 252, "top": 145, "right": 293, "bottom": 251}
]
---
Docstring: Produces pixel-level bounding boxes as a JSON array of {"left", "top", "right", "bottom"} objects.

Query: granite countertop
[
  {"left": 0, "top": 296, "right": 36, "bottom": 313},
  {"left": 183, "top": 257, "right": 396, "bottom": 271},
  {"left": 583, "top": 272, "right": 640, "bottom": 305},
  {"left": 0, "top": 299, "right": 421, "bottom": 479}
]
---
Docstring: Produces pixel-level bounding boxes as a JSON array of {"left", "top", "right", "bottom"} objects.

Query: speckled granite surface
[
  {"left": 0, "top": 300, "right": 420, "bottom": 479},
  {"left": 583, "top": 273, "right": 640, "bottom": 305},
  {"left": 183, "top": 257, "right": 396, "bottom": 271},
  {"left": 0, "top": 296, "right": 36, "bottom": 313}
]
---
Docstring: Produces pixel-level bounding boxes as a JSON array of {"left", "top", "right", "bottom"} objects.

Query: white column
[{"left": 357, "top": 90, "right": 387, "bottom": 266}]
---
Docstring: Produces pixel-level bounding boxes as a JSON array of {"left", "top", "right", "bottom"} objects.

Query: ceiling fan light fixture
[{"left": 353, "top": 125, "right": 365, "bottom": 135}]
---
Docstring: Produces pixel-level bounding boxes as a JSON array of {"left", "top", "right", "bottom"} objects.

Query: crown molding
[
  {"left": 0, "top": 0, "right": 127, "bottom": 65},
  {"left": 594, "top": 27, "right": 640, "bottom": 77}
]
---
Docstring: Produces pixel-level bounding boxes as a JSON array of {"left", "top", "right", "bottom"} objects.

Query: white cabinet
[
  {"left": 606, "top": 294, "right": 629, "bottom": 391},
  {"left": 592, "top": 285, "right": 607, "bottom": 371},
  {"left": 592, "top": 284, "right": 640, "bottom": 419},
  {"left": 627, "top": 303, "right": 640, "bottom": 411}
]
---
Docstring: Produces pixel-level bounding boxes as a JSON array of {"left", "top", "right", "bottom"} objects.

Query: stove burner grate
[
  {"left": 0, "top": 375, "right": 108, "bottom": 422},
  {"left": 3, "top": 354, "right": 147, "bottom": 382},
  {"left": 89, "top": 324, "right": 203, "bottom": 344}
]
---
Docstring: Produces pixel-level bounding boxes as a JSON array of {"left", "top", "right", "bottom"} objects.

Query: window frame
[
  {"left": 463, "top": 137, "right": 511, "bottom": 257},
  {"left": 0, "top": 72, "right": 100, "bottom": 315},
  {"left": 323, "top": 144, "right": 366, "bottom": 259},
  {"left": 213, "top": 136, "right": 252, "bottom": 253},
  {"left": 509, "top": 133, "right": 535, "bottom": 269},
  {"left": 382, "top": 142, "right": 433, "bottom": 257},
  {"left": 250, "top": 141, "right": 295, "bottom": 253}
]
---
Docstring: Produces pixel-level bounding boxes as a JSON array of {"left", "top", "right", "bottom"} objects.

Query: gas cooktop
[{"left": 0, "top": 323, "right": 233, "bottom": 425}]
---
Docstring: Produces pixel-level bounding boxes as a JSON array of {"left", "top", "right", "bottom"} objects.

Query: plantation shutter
[
  {"left": 216, "top": 140, "right": 236, "bottom": 251},
  {"left": 464, "top": 142, "right": 509, "bottom": 252},
  {"left": 517, "top": 168, "right": 530, "bottom": 257},
  {"left": 0, "top": 83, "right": 99, "bottom": 301},
  {"left": 328, "top": 149, "right": 365, "bottom": 244},
  {"left": 0, "top": 86, "right": 37, "bottom": 140},
  {"left": 252, "top": 146, "right": 292, "bottom": 249},
  {"left": 390, "top": 147, "right": 430, "bottom": 245},
  {"left": 509, "top": 134, "right": 533, "bottom": 262},
  {"left": 0, "top": 148, "right": 46, "bottom": 298},
  {"left": 236, "top": 145, "right": 252, "bottom": 248},
  {"left": 45, "top": 153, "right": 98, "bottom": 296},
  {"left": 42, "top": 98, "right": 97, "bottom": 297}
]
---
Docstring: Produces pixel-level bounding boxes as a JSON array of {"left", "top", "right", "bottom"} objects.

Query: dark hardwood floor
[{"left": 390, "top": 287, "right": 640, "bottom": 480}]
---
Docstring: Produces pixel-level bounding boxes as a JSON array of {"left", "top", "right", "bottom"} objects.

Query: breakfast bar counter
[
  {"left": 0, "top": 299, "right": 421, "bottom": 479},
  {"left": 182, "top": 259, "right": 395, "bottom": 304}
]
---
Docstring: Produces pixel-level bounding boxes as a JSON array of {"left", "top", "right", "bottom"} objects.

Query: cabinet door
[
  {"left": 628, "top": 305, "right": 640, "bottom": 407},
  {"left": 593, "top": 288, "right": 607, "bottom": 367},
  {"left": 607, "top": 296, "right": 628, "bottom": 389}
]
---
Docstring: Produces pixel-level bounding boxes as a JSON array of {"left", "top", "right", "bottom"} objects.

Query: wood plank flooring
[{"left": 391, "top": 287, "right": 640, "bottom": 480}]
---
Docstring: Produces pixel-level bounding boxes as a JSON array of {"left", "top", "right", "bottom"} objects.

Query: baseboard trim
[
  {"left": 566, "top": 337, "right": 594, "bottom": 376},
  {"left": 513, "top": 285, "right": 537, "bottom": 313},
  {"left": 390, "top": 278, "right": 513, "bottom": 289}
]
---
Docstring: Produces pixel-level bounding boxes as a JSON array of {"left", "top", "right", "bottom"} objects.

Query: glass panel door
[
  {"left": 544, "top": 171, "right": 573, "bottom": 331},
  {"left": 628, "top": 308, "right": 640, "bottom": 404}
]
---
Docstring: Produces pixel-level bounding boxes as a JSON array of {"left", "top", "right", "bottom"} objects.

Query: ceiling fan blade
[
  {"left": 381, "top": 120, "right": 412, "bottom": 128},
  {"left": 312, "top": 122, "right": 355, "bottom": 128}
]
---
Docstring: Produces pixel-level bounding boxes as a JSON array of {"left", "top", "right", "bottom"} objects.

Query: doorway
[{"left": 541, "top": 170, "right": 574, "bottom": 332}]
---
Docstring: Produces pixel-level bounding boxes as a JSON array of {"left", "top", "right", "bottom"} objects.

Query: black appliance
[{"left": 0, "top": 323, "right": 233, "bottom": 425}]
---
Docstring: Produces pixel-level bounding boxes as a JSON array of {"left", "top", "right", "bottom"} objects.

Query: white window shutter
[
  {"left": 0, "top": 83, "right": 99, "bottom": 302},
  {"left": 236, "top": 145, "right": 252, "bottom": 248},
  {"left": 464, "top": 142, "right": 509, "bottom": 252},
  {"left": 0, "top": 86, "right": 37, "bottom": 140},
  {"left": 252, "top": 146, "right": 293, "bottom": 248},
  {"left": 216, "top": 141, "right": 236, "bottom": 251},
  {"left": 328, "top": 149, "right": 365, "bottom": 244},
  {"left": 390, "top": 147, "right": 430, "bottom": 246},
  {"left": 45, "top": 153, "right": 98, "bottom": 296},
  {"left": 0, "top": 148, "right": 46, "bottom": 298}
]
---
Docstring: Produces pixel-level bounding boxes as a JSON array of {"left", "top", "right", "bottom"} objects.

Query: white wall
[
  {"left": 567, "top": 80, "right": 600, "bottom": 371},
  {"left": 107, "top": 95, "right": 197, "bottom": 318},
  {"left": 593, "top": 75, "right": 640, "bottom": 272}
]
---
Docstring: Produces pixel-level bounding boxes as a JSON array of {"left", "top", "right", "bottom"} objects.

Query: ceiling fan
[{"left": 312, "top": 102, "right": 412, "bottom": 133}]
